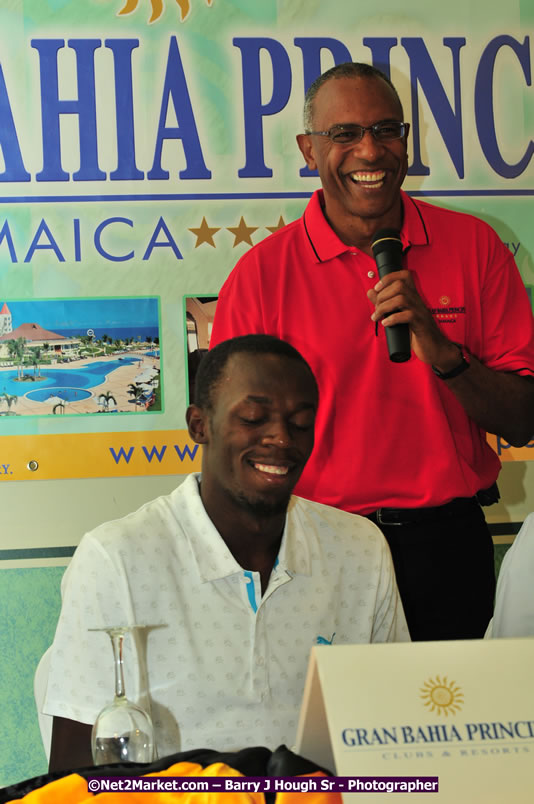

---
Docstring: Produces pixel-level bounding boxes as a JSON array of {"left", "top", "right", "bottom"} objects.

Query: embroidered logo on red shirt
[{"left": 430, "top": 297, "right": 466, "bottom": 324}]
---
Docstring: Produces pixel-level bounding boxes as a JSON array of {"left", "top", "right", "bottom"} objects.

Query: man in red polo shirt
[{"left": 210, "top": 62, "right": 534, "bottom": 641}]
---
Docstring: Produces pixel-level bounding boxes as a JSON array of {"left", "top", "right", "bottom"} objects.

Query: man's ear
[
  {"left": 296, "top": 133, "right": 318, "bottom": 171},
  {"left": 186, "top": 405, "right": 209, "bottom": 444}
]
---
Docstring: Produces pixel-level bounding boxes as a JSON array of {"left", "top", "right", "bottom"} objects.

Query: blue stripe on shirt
[{"left": 243, "top": 570, "right": 257, "bottom": 613}]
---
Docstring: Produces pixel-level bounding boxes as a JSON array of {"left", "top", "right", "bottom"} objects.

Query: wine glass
[{"left": 89, "top": 626, "right": 155, "bottom": 765}]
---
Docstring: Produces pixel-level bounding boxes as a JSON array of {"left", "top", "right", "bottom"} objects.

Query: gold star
[
  {"left": 266, "top": 215, "right": 286, "bottom": 233},
  {"left": 189, "top": 216, "right": 220, "bottom": 248},
  {"left": 227, "top": 217, "right": 258, "bottom": 247}
]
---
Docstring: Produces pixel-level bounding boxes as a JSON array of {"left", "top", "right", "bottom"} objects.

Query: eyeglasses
[{"left": 305, "top": 122, "right": 408, "bottom": 144}]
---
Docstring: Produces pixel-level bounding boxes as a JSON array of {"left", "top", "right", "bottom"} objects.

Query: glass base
[{"left": 93, "top": 730, "right": 154, "bottom": 765}]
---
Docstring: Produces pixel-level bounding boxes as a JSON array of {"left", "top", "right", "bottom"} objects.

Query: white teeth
[
  {"left": 254, "top": 463, "right": 289, "bottom": 475},
  {"left": 350, "top": 171, "right": 385, "bottom": 183}
]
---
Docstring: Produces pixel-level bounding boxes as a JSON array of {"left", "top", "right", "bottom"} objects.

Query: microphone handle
[{"left": 376, "top": 257, "right": 411, "bottom": 364}]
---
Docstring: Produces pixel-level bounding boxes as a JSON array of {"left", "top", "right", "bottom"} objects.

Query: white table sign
[{"left": 295, "top": 640, "right": 534, "bottom": 802}]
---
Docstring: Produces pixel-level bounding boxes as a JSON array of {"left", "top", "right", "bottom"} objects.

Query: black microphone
[{"left": 371, "top": 228, "right": 411, "bottom": 363}]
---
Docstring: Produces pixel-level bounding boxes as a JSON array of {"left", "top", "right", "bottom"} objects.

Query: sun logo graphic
[
  {"left": 117, "top": 0, "right": 214, "bottom": 24},
  {"left": 420, "top": 676, "right": 464, "bottom": 716}
]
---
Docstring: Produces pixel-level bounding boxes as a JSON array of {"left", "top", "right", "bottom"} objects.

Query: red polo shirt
[{"left": 211, "top": 190, "right": 534, "bottom": 515}]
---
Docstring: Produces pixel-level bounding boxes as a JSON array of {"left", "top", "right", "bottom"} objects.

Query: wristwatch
[{"left": 432, "top": 343, "right": 471, "bottom": 380}]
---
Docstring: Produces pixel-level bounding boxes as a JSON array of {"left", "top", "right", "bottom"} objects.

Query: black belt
[{"left": 367, "top": 495, "right": 481, "bottom": 527}]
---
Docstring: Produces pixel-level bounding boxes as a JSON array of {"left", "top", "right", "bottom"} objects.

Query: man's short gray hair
[{"left": 302, "top": 62, "right": 403, "bottom": 132}]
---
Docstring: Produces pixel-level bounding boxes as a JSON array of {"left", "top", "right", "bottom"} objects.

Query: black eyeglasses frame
[{"left": 304, "top": 121, "right": 409, "bottom": 144}]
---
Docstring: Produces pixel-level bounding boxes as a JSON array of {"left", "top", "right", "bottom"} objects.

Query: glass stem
[{"left": 109, "top": 629, "right": 126, "bottom": 701}]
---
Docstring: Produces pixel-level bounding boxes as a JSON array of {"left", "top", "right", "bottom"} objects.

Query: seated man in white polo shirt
[{"left": 45, "top": 334, "right": 409, "bottom": 771}]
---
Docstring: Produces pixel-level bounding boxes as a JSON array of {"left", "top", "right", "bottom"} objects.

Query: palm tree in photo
[
  {"left": 6, "top": 337, "right": 26, "bottom": 379},
  {"left": 29, "top": 345, "right": 43, "bottom": 378},
  {"left": 14, "top": 337, "right": 26, "bottom": 379},
  {"left": 80, "top": 334, "right": 96, "bottom": 355},
  {"left": 78, "top": 335, "right": 88, "bottom": 356},
  {"left": 98, "top": 390, "right": 117, "bottom": 412},
  {"left": 6, "top": 338, "right": 17, "bottom": 367},
  {"left": 1, "top": 392, "right": 18, "bottom": 415},
  {"left": 127, "top": 382, "right": 146, "bottom": 407}
]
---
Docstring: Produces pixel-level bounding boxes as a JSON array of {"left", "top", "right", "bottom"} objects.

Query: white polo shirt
[
  {"left": 44, "top": 474, "right": 408, "bottom": 758},
  {"left": 490, "top": 513, "right": 534, "bottom": 637}
]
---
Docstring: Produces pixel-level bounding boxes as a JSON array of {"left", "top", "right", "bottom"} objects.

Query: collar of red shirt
[{"left": 302, "top": 188, "right": 430, "bottom": 262}]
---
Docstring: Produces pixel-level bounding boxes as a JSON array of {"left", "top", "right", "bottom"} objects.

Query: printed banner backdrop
[{"left": 0, "top": 0, "right": 532, "bottom": 481}]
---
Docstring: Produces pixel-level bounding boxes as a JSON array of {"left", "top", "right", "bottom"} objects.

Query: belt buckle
[{"left": 376, "top": 508, "right": 403, "bottom": 527}]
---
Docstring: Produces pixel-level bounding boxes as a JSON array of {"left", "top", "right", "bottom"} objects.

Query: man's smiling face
[
  {"left": 197, "top": 352, "right": 318, "bottom": 518},
  {"left": 297, "top": 75, "right": 409, "bottom": 241}
]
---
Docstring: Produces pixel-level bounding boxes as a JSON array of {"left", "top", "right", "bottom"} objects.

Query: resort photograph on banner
[{"left": 0, "top": 297, "right": 161, "bottom": 417}]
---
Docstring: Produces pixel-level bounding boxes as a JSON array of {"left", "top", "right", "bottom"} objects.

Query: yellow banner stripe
[
  {"left": 0, "top": 432, "right": 531, "bottom": 483},
  {"left": 0, "top": 430, "right": 202, "bottom": 481},
  {"left": 486, "top": 434, "right": 534, "bottom": 462}
]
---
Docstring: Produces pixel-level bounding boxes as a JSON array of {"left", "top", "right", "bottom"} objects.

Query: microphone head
[{"left": 371, "top": 228, "right": 402, "bottom": 258}]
